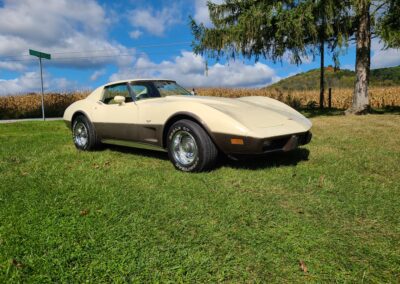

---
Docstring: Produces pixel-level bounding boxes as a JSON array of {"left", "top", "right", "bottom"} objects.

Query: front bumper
[{"left": 213, "top": 131, "right": 312, "bottom": 155}]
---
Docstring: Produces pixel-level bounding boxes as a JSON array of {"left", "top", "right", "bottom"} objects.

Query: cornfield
[
  {"left": 197, "top": 86, "right": 400, "bottom": 109},
  {"left": 0, "top": 87, "right": 399, "bottom": 119},
  {"left": 0, "top": 91, "right": 89, "bottom": 119}
]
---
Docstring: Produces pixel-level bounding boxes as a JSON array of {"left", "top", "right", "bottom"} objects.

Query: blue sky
[{"left": 0, "top": 0, "right": 399, "bottom": 95}]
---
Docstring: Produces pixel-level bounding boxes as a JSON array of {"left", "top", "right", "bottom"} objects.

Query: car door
[
  {"left": 91, "top": 83, "right": 139, "bottom": 141},
  {"left": 129, "top": 81, "right": 164, "bottom": 146}
]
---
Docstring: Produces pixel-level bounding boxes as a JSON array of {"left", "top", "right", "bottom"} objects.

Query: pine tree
[
  {"left": 191, "top": 0, "right": 351, "bottom": 109},
  {"left": 347, "top": 0, "right": 400, "bottom": 114},
  {"left": 347, "top": 0, "right": 371, "bottom": 114},
  {"left": 313, "top": 0, "right": 352, "bottom": 109},
  {"left": 191, "top": 1, "right": 399, "bottom": 114},
  {"left": 378, "top": 0, "right": 400, "bottom": 48}
]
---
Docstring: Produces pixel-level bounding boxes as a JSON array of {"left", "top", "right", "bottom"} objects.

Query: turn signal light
[{"left": 231, "top": 138, "right": 244, "bottom": 145}]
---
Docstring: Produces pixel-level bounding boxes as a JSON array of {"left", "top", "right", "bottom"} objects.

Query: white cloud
[
  {"left": 282, "top": 51, "right": 312, "bottom": 65},
  {"left": 0, "top": 61, "right": 26, "bottom": 72},
  {"left": 129, "top": 30, "right": 143, "bottom": 39},
  {"left": 0, "top": 71, "right": 75, "bottom": 95},
  {"left": 0, "top": 0, "right": 106, "bottom": 44},
  {"left": 110, "top": 51, "right": 279, "bottom": 88},
  {"left": 0, "top": 0, "right": 132, "bottom": 70},
  {"left": 193, "top": 0, "right": 223, "bottom": 27},
  {"left": 128, "top": 6, "right": 181, "bottom": 37},
  {"left": 90, "top": 69, "right": 106, "bottom": 81},
  {"left": 371, "top": 39, "right": 400, "bottom": 69},
  {"left": 0, "top": 72, "right": 39, "bottom": 95}
]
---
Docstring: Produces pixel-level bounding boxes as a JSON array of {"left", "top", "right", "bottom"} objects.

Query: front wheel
[
  {"left": 167, "top": 119, "right": 218, "bottom": 172},
  {"left": 72, "top": 115, "right": 100, "bottom": 150}
]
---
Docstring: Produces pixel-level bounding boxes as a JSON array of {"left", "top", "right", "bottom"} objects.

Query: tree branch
[{"left": 371, "top": 1, "right": 388, "bottom": 16}]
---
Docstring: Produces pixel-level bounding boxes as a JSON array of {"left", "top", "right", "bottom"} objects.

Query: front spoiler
[{"left": 212, "top": 131, "right": 312, "bottom": 156}]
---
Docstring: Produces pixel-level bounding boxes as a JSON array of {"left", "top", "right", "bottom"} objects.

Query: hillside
[{"left": 267, "top": 65, "right": 400, "bottom": 90}]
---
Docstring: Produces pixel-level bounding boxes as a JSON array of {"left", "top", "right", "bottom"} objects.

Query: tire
[
  {"left": 167, "top": 119, "right": 218, "bottom": 172},
  {"left": 72, "top": 115, "right": 100, "bottom": 150}
]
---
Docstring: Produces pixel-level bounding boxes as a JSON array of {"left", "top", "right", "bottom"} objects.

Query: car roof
[{"left": 102, "top": 78, "right": 176, "bottom": 87}]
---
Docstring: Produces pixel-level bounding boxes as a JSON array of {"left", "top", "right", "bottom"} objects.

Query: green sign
[{"left": 29, "top": 49, "right": 51, "bottom": 60}]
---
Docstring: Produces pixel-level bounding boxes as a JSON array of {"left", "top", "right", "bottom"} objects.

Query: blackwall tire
[
  {"left": 72, "top": 115, "right": 100, "bottom": 150},
  {"left": 167, "top": 119, "right": 218, "bottom": 172}
]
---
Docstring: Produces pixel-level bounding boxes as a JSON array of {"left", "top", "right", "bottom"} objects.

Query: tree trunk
[
  {"left": 320, "top": 40, "right": 325, "bottom": 109},
  {"left": 347, "top": 0, "right": 371, "bottom": 114}
]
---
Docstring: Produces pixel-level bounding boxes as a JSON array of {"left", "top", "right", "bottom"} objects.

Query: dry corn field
[
  {"left": 197, "top": 86, "right": 400, "bottom": 109},
  {"left": 0, "top": 91, "right": 89, "bottom": 119},
  {"left": 0, "top": 87, "right": 399, "bottom": 119}
]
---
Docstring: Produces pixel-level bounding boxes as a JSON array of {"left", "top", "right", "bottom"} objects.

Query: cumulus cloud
[
  {"left": 193, "top": 0, "right": 223, "bottom": 27},
  {"left": 90, "top": 69, "right": 106, "bottom": 81},
  {"left": 0, "top": 71, "right": 76, "bottom": 95},
  {"left": 110, "top": 51, "right": 279, "bottom": 88},
  {"left": 0, "top": 0, "right": 133, "bottom": 70},
  {"left": 0, "top": 61, "right": 26, "bottom": 72},
  {"left": 128, "top": 6, "right": 181, "bottom": 37},
  {"left": 371, "top": 39, "right": 400, "bottom": 69}
]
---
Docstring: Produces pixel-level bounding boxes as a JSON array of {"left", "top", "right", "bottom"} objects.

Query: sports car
[{"left": 63, "top": 79, "right": 312, "bottom": 172}]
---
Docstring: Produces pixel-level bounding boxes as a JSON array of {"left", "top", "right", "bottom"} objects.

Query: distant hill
[{"left": 266, "top": 65, "right": 400, "bottom": 90}]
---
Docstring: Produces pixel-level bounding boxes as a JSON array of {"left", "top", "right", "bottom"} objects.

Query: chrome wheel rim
[
  {"left": 73, "top": 122, "right": 88, "bottom": 147},
  {"left": 171, "top": 130, "right": 198, "bottom": 166}
]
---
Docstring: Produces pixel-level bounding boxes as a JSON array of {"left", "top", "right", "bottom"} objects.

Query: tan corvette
[{"left": 63, "top": 79, "right": 312, "bottom": 172}]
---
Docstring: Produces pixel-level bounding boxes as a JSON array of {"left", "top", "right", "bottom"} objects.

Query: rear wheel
[
  {"left": 167, "top": 119, "right": 218, "bottom": 172},
  {"left": 72, "top": 115, "right": 100, "bottom": 150}
]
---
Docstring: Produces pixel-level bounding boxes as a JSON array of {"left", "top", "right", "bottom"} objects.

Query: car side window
[
  {"left": 102, "top": 84, "right": 133, "bottom": 104},
  {"left": 130, "top": 82, "right": 160, "bottom": 101}
]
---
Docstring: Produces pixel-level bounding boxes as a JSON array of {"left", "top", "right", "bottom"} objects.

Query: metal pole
[{"left": 39, "top": 57, "right": 45, "bottom": 121}]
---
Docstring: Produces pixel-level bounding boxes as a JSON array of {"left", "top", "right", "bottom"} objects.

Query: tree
[
  {"left": 191, "top": 0, "right": 351, "bottom": 108},
  {"left": 312, "top": 0, "right": 352, "bottom": 109},
  {"left": 377, "top": 0, "right": 400, "bottom": 48},
  {"left": 191, "top": 1, "right": 316, "bottom": 65},
  {"left": 346, "top": 0, "right": 400, "bottom": 114},
  {"left": 347, "top": 0, "right": 371, "bottom": 114},
  {"left": 191, "top": 1, "right": 399, "bottom": 114}
]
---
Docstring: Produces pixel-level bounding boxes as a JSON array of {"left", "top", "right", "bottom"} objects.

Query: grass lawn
[{"left": 0, "top": 115, "right": 399, "bottom": 282}]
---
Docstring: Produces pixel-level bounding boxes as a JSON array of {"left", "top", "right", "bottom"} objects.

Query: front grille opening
[{"left": 262, "top": 136, "right": 291, "bottom": 152}]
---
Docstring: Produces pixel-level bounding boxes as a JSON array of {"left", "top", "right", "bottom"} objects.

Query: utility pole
[{"left": 29, "top": 49, "right": 51, "bottom": 121}]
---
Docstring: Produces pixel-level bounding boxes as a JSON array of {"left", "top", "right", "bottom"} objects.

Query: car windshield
[{"left": 153, "top": 81, "right": 193, "bottom": 97}]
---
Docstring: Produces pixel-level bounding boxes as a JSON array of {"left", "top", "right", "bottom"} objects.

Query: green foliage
[
  {"left": 1, "top": 116, "right": 400, "bottom": 282},
  {"left": 266, "top": 65, "right": 400, "bottom": 90},
  {"left": 191, "top": 0, "right": 352, "bottom": 65},
  {"left": 190, "top": 0, "right": 399, "bottom": 111},
  {"left": 377, "top": 0, "right": 400, "bottom": 48},
  {"left": 370, "top": 65, "right": 400, "bottom": 86}
]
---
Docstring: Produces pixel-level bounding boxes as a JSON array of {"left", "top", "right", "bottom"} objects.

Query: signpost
[{"left": 29, "top": 49, "right": 51, "bottom": 121}]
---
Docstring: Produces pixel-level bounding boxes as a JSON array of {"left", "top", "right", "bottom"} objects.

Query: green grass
[{"left": 0, "top": 115, "right": 399, "bottom": 282}]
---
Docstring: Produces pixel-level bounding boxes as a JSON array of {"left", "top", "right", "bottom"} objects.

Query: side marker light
[{"left": 231, "top": 138, "right": 244, "bottom": 145}]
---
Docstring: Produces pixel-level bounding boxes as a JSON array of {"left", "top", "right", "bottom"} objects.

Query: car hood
[{"left": 165, "top": 95, "right": 311, "bottom": 132}]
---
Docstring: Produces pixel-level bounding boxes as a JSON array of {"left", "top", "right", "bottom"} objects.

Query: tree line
[{"left": 191, "top": 0, "right": 400, "bottom": 114}]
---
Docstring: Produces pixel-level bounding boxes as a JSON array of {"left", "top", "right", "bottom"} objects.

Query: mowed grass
[{"left": 0, "top": 115, "right": 399, "bottom": 282}]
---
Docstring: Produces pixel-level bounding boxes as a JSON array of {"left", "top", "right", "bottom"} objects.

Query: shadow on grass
[
  {"left": 219, "top": 148, "right": 310, "bottom": 170},
  {"left": 300, "top": 107, "right": 345, "bottom": 118},
  {"left": 104, "top": 144, "right": 169, "bottom": 161},
  {"left": 103, "top": 144, "right": 310, "bottom": 171},
  {"left": 369, "top": 106, "right": 400, "bottom": 115}
]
